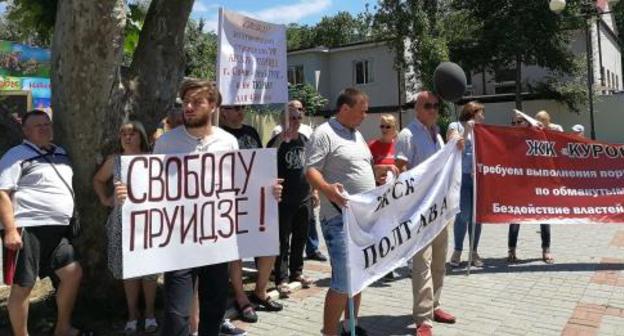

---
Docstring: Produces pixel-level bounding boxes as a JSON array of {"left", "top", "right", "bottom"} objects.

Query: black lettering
[{"left": 363, "top": 244, "right": 377, "bottom": 269}]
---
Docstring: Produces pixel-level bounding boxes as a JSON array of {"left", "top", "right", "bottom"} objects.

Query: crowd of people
[{"left": 0, "top": 78, "right": 588, "bottom": 336}]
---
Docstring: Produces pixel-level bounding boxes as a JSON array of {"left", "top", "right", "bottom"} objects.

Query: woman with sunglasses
[
  {"left": 368, "top": 114, "right": 398, "bottom": 185},
  {"left": 93, "top": 120, "right": 159, "bottom": 335},
  {"left": 448, "top": 102, "right": 485, "bottom": 268},
  {"left": 508, "top": 113, "right": 555, "bottom": 264}
]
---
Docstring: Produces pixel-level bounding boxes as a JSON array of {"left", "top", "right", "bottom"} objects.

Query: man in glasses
[
  {"left": 220, "top": 104, "right": 284, "bottom": 323},
  {"left": 267, "top": 105, "right": 315, "bottom": 297},
  {"left": 271, "top": 101, "right": 327, "bottom": 263},
  {"left": 271, "top": 100, "right": 314, "bottom": 138},
  {"left": 395, "top": 91, "right": 457, "bottom": 336}
]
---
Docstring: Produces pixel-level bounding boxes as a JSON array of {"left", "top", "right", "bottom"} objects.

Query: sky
[
  {"left": 190, "top": 0, "right": 370, "bottom": 32},
  {"left": 0, "top": 1, "right": 369, "bottom": 32}
]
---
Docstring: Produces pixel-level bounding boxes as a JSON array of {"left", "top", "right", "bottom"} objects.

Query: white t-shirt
[
  {"left": 153, "top": 125, "right": 239, "bottom": 154},
  {"left": 270, "top": 124, "right": 314, "bottom": 139},
  {"left": 0, "top": 141, "right": 74, "bottom": 228}
]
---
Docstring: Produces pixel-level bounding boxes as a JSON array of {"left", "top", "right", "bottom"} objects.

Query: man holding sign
[
  {"left": 115, "top": 79, "right": 282, "bottom": 336},
  {"left": 395, "top": 91, "right": 460, "bottom": 336},
  {"left": 305, "top": 88, "right": 398, "bottom": 336}
]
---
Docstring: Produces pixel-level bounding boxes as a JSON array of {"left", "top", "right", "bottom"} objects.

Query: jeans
[
  {"left": 320, "top": 215, "right": 348, "bottom": 293},
  {"left": 508, "top": 224, "right": 551, "bottom": 249},
  {"left": 275, "top": 201, "right": 311, "bottom": 284},
  {"left": 453, "top": 174, "right": 482, "bottom": 252},
  {"left": 161, "top": 263, "right": 229, "bottom": 336},
  {"left": 305, "top": 204, "right": 321, "bottom": 256}
]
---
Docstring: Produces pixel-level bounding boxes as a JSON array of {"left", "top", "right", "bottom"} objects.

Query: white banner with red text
[
  {"left": 120, "top": 149, "right": 279, "bottom": 279},
  {"left": 217, "top": 8, "right": 288, "bottom": 105},
  {"left": 345, "top": 140, "right": 462, "bottom": 295}
]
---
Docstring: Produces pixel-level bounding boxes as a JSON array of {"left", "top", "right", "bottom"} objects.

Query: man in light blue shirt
[{"left": 395, "top": 91, "right": 459, "bottom": 336}]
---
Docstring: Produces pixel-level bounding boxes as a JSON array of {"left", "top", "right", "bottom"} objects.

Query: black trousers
[
  {"left": 161, "top": 262, "right": 229, "bottom": 336},
  {"left": 508, "top": 224, "right": 551, "bottom": 249},
  {"left": 274, "top": 200, "right": 311, "bottom": 284}
]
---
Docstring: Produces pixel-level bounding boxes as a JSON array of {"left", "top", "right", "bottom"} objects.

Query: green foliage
[
  {"left": 286, "top": 23, "right": 315, "bottom": 50},
  {"left": 0, "top": 0, "right": 55, "bottom": 46},
  {"left": 288, "top": 83, "right": 329, "bottom": 116},
  {"left": 286, "top": 9, "right": 375, "bottom": 50},
  {"left": 374, "top": 0, "right": 450, "bottom": 91},
  {"left": 614, "top": 1, "right": 624, "bottom": 48},
  {"left": 184, "top": 18, "right": 218, "bottom": 80},
  {"left": 529, "top": 58, "right": 588, "bottom": 113},
  {"left": 123, "top": 1, "right": 150, "bottom": 65}
]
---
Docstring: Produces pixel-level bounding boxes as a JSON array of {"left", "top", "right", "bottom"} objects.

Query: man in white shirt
[
  {"left": 0, "top": 110, "right": 84, "bottom": 336},
  {"left": 115, "top": 79, "right": 282, "bottom": 336}
]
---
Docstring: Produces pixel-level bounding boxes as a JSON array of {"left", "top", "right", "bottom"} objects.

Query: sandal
[
  {"left": 542, "top": 249, "right": 555, "bottom": 264},
  {"left": 507, "top": 249, "right": 519, "bottom": 263},
  {"left": 144, "top": 317, "right": 159, "bottom": 334},
  {"left": 250, "top": 293, "right": 283, "bottom": 312},
  {"left": 277, "top": 282, "right": 292, "bottom": 298},
  {"left": 235, "top": 301, "right": 258, "bottom": 323},
  {"left": 290, "top": 275, "right": 312, "bottom": 289}
]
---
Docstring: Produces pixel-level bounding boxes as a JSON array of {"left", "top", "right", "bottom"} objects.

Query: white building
[
  {"left": 287, "top": 9, "right": 621, "bottom": 106},
  {"left": 467, "top": 12, "right": 622, "bottom": 96},
  {"left": 287, "top": 41, "right": 406, "bottom": 113}
]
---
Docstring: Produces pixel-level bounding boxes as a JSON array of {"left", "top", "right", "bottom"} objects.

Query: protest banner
[
  {"left": 474, "top": 124, "right": 624, "bottom": 224},
  {"left": 120, "top": 148, "right": 279, "bottom": 279},
  {"left": 344, "top": 140, "right": 462, "bottom": 295},
  {"left": 216, "top": 9, "right": 288, "bottom": 105}
]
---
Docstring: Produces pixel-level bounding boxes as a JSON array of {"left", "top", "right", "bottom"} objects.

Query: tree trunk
[
  {"left": 51, "top": 0, "right": 127, "bottom": 304},
  {"left": 50, "top": 0, "right": 195, "bottom": 306},
  {"left": 127, "top": 0, "right": 195, "bottom": 133},
  {"left": 514, "top": 53, "right": 523, "bottom": 110}
]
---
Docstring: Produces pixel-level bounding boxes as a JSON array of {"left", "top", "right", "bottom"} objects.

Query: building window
[
  {"left": 288, "top": 65, "right": 304, "bottom": 85},
  {"left": 607, "top": 69, "right": 611, "bottom": 89},
  {"left": 611, "top": 72, "right": 616, "bottom": 90},
  {"left": 354, "top": 59, "right": 373, "bottom": 85},
  {"left": 617, "top": 75, "right": 620, "bottom": 90}
]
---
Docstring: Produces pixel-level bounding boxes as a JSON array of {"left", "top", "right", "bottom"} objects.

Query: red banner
[{"left": 474, "top": 124, "right": 624, "bottom": 224}]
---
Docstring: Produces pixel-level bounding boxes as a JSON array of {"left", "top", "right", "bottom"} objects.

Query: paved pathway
[{"left": 235, "top": 223, "right": 624, "bottom": 336}]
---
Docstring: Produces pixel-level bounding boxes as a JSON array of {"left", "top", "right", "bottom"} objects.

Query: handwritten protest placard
[
  {"left": 216, "top": 9, "right": 288, "bottom": 105},
  {"left": 119, "top": 149, "right": 279, "bottom": 279}
]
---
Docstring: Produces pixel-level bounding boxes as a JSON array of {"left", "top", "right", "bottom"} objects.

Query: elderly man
[
  {"left": 271, "top": 100, "right": 314, "bottom": 138},
  {"left": 0, "top": 110, "right": 84, "bottom": 336},
  {"left": 306, "top": 88, "right": 398, "bottom": 336},
  {"left": 272, "top": 100, "right": 326, "bottom": 262},
  {"left": 395, "top": 91, "right": 459, "bottom": 336}
]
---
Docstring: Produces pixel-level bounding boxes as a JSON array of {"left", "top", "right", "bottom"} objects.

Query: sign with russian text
[
  {"left": 345, "top": 140, "right": 461, "bottom": 295},
  {"left": 120, "top": 149, "right": 279, "bottom": 279},
  {"left": 474, "top": 124, "right": 624, "bottom": 224},
  {"left": 216, "top": 9, "right": 288, "bottom": 105}
]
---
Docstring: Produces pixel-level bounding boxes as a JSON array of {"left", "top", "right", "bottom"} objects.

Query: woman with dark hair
[
  {"left": 448, "top": 101, "right": 485, "bottom": 267},
  {"left": 93, "top": 120, "right": 159, "bottom": 335}
]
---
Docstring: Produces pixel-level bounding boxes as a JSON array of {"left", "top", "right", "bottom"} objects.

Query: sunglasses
[
  {"left": 379, "top": 125, "right": 393, "bottom": 129},
  {"left": 424, "top": 102, "right": 440, "bottom": 110},
  {"left": 290, "top": 116, "right": 303, "bottom": 120},
  {"left": 511, "top": 120, "right": 527, "bottom": 125}
]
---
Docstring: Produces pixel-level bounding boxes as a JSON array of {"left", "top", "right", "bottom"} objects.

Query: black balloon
[{"left": 433, "top": 62, "right": 467, "bottom": 102}]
